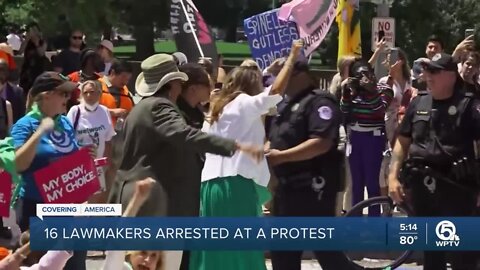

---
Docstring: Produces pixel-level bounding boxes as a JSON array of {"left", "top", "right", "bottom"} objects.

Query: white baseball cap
[{"left": 99, "top": 40, "right": 114, "bottom": 53}]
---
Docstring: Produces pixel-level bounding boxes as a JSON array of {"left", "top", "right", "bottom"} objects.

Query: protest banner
[
  {"left": 244, "top": 9, "right": 300, "bottom": 70},
  {"left": 279, "top": 0, "right": 338, "bottom": 56},
  {"left": 34, "top": 148, "right": 100, "bottom": 204},
  {"left": 170, "top": 0, "right": 218, "bottom": 70},
  {"left": 0, "top": 171, "right": 12, "bottom": 217}
]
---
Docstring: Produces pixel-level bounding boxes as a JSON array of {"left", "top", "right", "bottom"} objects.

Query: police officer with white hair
[{"left": 388, "top": 53, "right": 480, "bottom": 270}]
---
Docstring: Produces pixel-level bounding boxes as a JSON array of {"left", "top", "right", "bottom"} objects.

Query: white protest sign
[
  {"left": 371, "top": 17, "right": 395, "bottom": 51},
  {"left": 36, "top": 203, "right": 122, "bottom": 220}
]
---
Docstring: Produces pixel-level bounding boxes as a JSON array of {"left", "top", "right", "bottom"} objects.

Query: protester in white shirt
[
  {"left": 67, "top": 80, "right": 115, "bottom": 202},
  {"left": 190, "top": 40, "right": 303, "bottom": 270}
]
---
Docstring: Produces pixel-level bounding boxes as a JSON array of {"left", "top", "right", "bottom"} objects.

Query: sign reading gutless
[
  {"left": 244, "top": 9, "right": 300, "bottom": 70},
  {"left": 0, "top": 171, "right": 12, "bottom": 217},
  {"left": 34, "top": 148, "right": 99, "bottom": 204}
]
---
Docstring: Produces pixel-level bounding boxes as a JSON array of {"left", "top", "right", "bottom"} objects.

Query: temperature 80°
[{"left": 400, "top": 235, "right": 418, "bottom": 245}]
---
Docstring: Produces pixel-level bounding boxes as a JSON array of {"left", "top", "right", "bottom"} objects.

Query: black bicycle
[{"left": 343, "top": 196, "right": 414, "bottom": 270}]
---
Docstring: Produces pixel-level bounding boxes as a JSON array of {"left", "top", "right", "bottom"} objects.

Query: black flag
[{"left": 170, "top": 0, "right": 218, "bottom": 71}]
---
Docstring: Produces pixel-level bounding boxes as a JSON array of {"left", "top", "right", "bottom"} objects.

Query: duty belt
[
  {"left": 400, "top": 157, "right": 480, "bottom": 194},
  {"left": 277, "top": 171, "right": 321, "bottom": 188},
  {"left": 277, "top": 172, "right": 328, "bottom": 200}
]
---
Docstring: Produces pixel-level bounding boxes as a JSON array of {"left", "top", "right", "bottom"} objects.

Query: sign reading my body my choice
[
  {"left": 244, "top": 9, "right": 299, "bottom": 70},
  {"left": 34, "top": 148, "right": 100, "bottom": 204}
]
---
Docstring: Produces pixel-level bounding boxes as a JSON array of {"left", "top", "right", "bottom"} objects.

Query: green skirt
[{"left": 189, "top": 175, "right": 270, "bottom": 270}]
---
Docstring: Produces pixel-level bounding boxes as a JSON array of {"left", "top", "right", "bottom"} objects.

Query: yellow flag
[{"left": 336, "top": 0, "right": 362, "bottom": 59}]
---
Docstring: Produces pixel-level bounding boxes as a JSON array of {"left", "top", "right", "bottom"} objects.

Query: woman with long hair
[
  {"left": 19, "top": 38, "right": 53, "bottom": 97},
  {"left": 190, "top": 41, "right": 303, "bottom": 270},
  {"left": 378, "top": 48, "right": 412, "bottom": 197},
  {"left": 328, "top": 55, "right": 356, "bottom": 215}
]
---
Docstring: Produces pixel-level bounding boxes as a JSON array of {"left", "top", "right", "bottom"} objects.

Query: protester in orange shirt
[
  {"left": 0, "top": 47, "right": 16, "bottom": 71},
  {"left": 98, "top": 59, "right": 133, "bottom": 125}
]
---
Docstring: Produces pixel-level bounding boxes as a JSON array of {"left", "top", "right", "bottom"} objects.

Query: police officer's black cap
[
  {"left": 30, "top": 72, "right": 77, "bottom": 97},
  {"left": 422, "top": 53, "right": 457, "bottom": 72}
]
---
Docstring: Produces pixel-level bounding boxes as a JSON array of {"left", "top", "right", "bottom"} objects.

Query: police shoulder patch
[{"left": 318, "top": 106, "right": 332, "bottom": 120}]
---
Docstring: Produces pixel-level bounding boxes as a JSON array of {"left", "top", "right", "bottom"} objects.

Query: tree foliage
[{"left": 1, "top": 0, "right": 479, "bottom": 64}]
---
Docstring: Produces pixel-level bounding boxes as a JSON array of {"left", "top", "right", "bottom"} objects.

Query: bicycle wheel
[{"left": 343, "top": 196, "right": 414, "bottom": 270}]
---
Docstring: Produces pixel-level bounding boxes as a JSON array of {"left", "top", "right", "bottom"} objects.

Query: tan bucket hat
[{"left": 135, "top": 54, "right": 188, "bottom": 97}]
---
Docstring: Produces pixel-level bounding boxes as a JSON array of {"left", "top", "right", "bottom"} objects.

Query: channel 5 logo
[{"left": 435, "top": 220, "right": 460, "bottom": 247}]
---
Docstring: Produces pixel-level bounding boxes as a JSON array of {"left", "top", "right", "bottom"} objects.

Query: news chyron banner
[
  {"left": 170, "top": 0, "right": 218, "bottom": 68},
  {"left": 30, "top": 216, "right": 480, "bottom": 251}
]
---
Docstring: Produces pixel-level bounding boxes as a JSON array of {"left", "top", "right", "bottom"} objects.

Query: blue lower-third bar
[{"left": 29, "top": 217, "right": 480, "bottom": 251}]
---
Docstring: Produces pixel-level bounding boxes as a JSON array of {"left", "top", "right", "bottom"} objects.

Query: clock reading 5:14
[{"left": 400, "top": 224, "right": 418, "bottom": 231}]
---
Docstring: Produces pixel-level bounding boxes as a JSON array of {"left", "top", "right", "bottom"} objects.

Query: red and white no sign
[{"left": 371, "top": 17, "right": 396, "bottom": 51}]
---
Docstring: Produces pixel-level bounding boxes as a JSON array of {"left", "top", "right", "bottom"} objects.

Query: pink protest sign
[
  {"left": 34, "top": 148, "right": 100, "bottom": 203},
  {"left": 0, "top": 171, "right": 12, "bottom": 217},
  {"left": 278, "top": 0, "right": 338, "bottom": 55}
]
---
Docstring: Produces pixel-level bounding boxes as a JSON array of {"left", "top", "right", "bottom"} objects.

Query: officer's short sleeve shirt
[
  {"left": 306, "top": 96, "right": 340, "bottom": 140},
  {"left": 398, "top": 96, "right": 420, "bottom": 138}
]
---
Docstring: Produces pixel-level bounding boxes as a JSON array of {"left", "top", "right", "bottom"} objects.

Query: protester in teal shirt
[
  {"left": 12, "top": 106, "right": 78, "bottom": 201},
  {"left": 12, "top": 72, "right": 79, "bottom": 230},
  {"left": 11, "top": 72, "right": 89, "bottom": 270}
]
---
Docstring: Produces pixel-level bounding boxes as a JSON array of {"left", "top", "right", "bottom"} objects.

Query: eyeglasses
[{"left": 71, "top": 36, "right": 83, "bottom": 40}]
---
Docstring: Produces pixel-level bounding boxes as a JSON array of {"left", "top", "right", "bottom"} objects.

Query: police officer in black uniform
[
  {"left": 388, "top": 53, "right": 480, "bottom": 270},
  {"left": 266, "top": 61, "right": 354, "bottom": 270}
]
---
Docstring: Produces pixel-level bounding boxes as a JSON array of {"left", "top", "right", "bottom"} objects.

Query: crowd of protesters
[{"left": 0, "top": 20, "right": 478, "bottom": 270}]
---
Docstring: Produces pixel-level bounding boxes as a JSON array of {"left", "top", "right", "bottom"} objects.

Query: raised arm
[
  {"left": 14, "top": 118, "right": 54, "bottom": 172},
  {"left": 269, "top": 40, "right": 304, "bottom": 96},
  {"left": 103, "top": 178, "right": 156, "bottom": 270},
  {"left": 368, "top": 38, "right": 387, "bottom": 66}
]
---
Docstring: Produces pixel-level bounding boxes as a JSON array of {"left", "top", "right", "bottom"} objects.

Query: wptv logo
[{"left": 435, "top": 220, "right": 460, "bottom": 247}]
